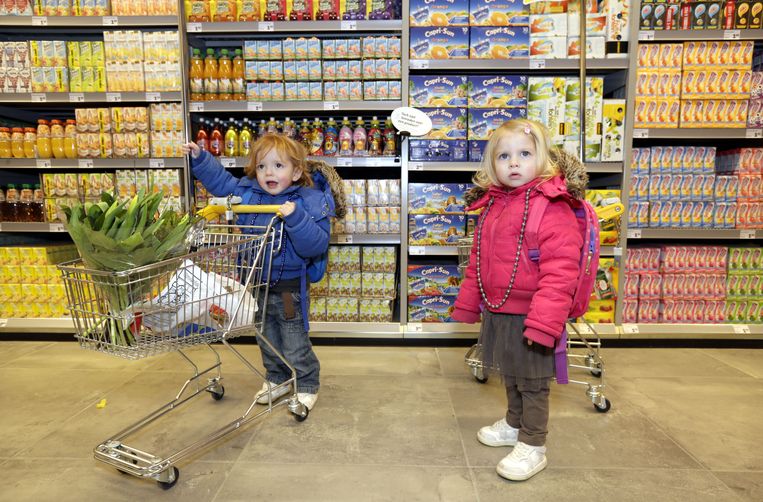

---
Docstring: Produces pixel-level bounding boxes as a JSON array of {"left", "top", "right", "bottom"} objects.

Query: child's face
[
  {"left": 493, "top": 131, "right": 540, "bottom": 189},
  {"left": 255, "top": 147, "right": 302, "bottom": 195}
]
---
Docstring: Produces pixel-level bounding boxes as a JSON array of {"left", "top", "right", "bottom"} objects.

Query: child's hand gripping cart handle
[{"left": 196, "top": 195, "right": 286, "bottom": 252}]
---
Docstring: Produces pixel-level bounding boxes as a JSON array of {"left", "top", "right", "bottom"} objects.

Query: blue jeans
[{"left": 257, "top": 290, "right": 320, "bottom": 394}]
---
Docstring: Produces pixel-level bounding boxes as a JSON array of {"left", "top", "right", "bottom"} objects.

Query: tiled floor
[{"left": 1, "top": 341, "right": 762, "bottom": 501}]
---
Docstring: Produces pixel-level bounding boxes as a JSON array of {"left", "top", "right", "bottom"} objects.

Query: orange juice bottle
[
  {"left": 64, "top": 120, "right": 77, "bottom": 159},
  {"left": 203, "top": 48, "right": 219, "bottom": 101},
  {"left": 217, "top": 49, "right": 232, "bottom": 101},
  {"left": 36, "top": 120, "right": 52, "bottom": 159},
  {"left": 232, "top": 49, "right": 245, "bottom": 101},
  {"left": 50, "top": 120, "right": 65, "bottom": 159},
  {"left": 189, "top": 48, "right": 205, "bottom": 102}
]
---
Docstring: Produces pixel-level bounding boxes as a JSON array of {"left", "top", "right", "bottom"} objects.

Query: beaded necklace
[{"left": 475, "top": 187, "right": 532, "bottom": 310}]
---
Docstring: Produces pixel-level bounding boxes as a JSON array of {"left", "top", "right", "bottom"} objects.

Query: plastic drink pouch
[
  {"left": 648, "top": 200, "right": 662, "bottom": 227},
  {"left": 727, "top": 176, "right": 739, "bottom": 199}
]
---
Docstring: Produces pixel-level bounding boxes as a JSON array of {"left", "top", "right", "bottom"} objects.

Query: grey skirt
[{"left": 479, "top": 311, "right": 554, "bottom": 381}]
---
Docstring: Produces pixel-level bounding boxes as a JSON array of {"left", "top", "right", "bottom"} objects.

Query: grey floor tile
[
  {"left": 609, "top": 375, "right": 763, "bottom": 471},
  {"left": 600, "top": 348, "right": 752, "bottom": 378},
  {"left": 140, "top": 342, "right": 267, "bottom": 375},
  {"left": 5, "top": 341, "right": 156, "bottom": 372},
  {"left": 0, "top": 342, "right": 54, "bottom": 367},
  {"left": 703, "top": 349, "right": 763, "bottom": 379},
  {"left": 713, "top": 471, "right": 763, "bottom": 502},
  {"left": 316, "top": 346, "right": 442, "bottom": 377},
  {"left": 436, "top": 347, "right": 474, "bottom": 377},
  {"left": 0, "top": 458, "right": 233, "bottom": 502},
  {"left": 213, "top": 462, "right": 478, "bottom": 502},
  {"left": 472, "top": 467, "right": 740, "bottom": 502},
  {"left": 238, "top": 375, "right": 467, "bottom": 467}
]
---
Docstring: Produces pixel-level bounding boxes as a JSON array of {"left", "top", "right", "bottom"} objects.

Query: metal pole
[{"left": 579, "top": 0, "right": 587, "bottom": 162}]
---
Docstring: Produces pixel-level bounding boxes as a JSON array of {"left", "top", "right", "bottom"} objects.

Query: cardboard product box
[
  {"left": 409, "top": 183, "right": 470, "bottom": 214},
  {"left": 408, "top": 75, "right": 468, "bottom": 107},
  {"left": 607, "top": 0, "right": 631, "bottom": 40},
  {"left": 530, "top": 13, "right": 567, "bottom": 35},
  {"left": 407, "top": 264, "right": 463, "bottom": 298},
  {"left": 409, "top": 139, "right": 468, "bottom": 162},
  {"left": 408, "top": 294, "right": 459, "bottom": 322},
  {"left": 566, "top": 35, "right": 605, "bottom": 59},
  {"left": 409, "top": 0, "right": 469, "bottom": 26},
  {"left": 359, "top": 299, "right": 393, "bottom": 322},
  {"left": 530, "top": 36, "right": 567, "bottom": 59},
  {"left": 601, "top": 99, "right": 626, "bottom": 162},
  {"left": 410, "top": 27, "right": 470, "bottom": 59},
  {"left": 467, "top": 107, "right": 527, "bottom": 141},
  {"left": 416, "top": 107, "right": 468, "bottom": 140},
  {"left": 527, "top": 76, "right": 567, "bottom": 145},
  {"left": 469, "top": 0, "right": 529, "bottom": 26},
  {"left": 409, "top": 214, "right": 467, "bottom": 246},
  {"left": 467, "top": 75, "right": 527, "bottom": 108},
  {"left": 470, "top": 26, "right": 529, "bottom": 59}
]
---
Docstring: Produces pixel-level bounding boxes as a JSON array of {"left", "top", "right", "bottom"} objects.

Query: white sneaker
[
  {"left": 297, "top": 392, "right": 318, "bottom": 411},
  {"left": 477, "top": 418, "right": 519, "bottom": 447},
  {"left": 496, "top": 441, "right": 548, "bottom": 481},
  {"left": 255, "top": 381, "right": 291, "bottom": 404}
]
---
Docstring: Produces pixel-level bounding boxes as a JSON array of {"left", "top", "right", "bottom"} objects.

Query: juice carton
[
  {"left": 409, "top": 0, "right": 469, "bottom": 26},
  {"left": 410, "top": 27, "right": 470, "bottom": 59},
  {"left": 468, "top": 107, "right": 526, "bottom": 140},
  {"left": 470, "top": 0, "right": 528, "bottom": 26},
  {"left": 409, "top": 139, "right": 468, "bottom": 162},
  {"left": 409, "top": 214, "right": 466, "bottom": 245},
  {"left": 409, "top": 75, "right": 468, "bottom": 108},
  {"left": 467, "top": 75, "right": 527, "bottom": 108},
  {"left": 469, "top": 26, "right": 530, "bottom": 59},
  {"left": 418, "top": 107, "right": 468, "bottom": 140}
]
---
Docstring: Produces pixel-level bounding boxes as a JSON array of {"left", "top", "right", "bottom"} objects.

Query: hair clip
[{"left": 523, "top": 126, "right": 531, "bottom": 135}]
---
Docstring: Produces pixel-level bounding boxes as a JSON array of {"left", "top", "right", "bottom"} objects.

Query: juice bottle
[
  {"left": 382, "top": 117, "right": 396, "bottom": 156},
  {"left": 189, "top": 48, "right": 205, "bottom": 102},
  {"left": 338, "top": 116, "right": 353, "bottom": 156},
  {"left": 282, "top": 117, "right": 295, "bottom": 138},
  {"left": 310, "top": 118, "right": 324, "bottom": 156},
  {"left": 298, "top": 118, "right": 312, "bottom": 151},
  {"left": 217, "top": 49, "right": 232, "bottom": 101},
  {"left": 367, "top": 116, "right": 381, "bottom": 156},
  {"left": 64, "top": 119, "right": 77, "bottom": 159},
  {"left": 232, "top": 49, "right": 245, "bottom": 101},
  {"left": 203, "top": 48, "right": 219, "bottom": 101},
  {"left": 11, "top": 128, "right": 25, "bottom": 159},
  {"left": 0, "top": 187, "right": 5, "bottom": 221},
  {"left": 267, "top": 116, "right": 278, "bottom": 134},
  {"left": 323, "top": 117, "right": 338, "bottom": 156},
  {"left": 224, "top": 118, "right": 239, "bottom": 157},
  {"left": 36, "top": 120, "right": 51, "bottom": 159},
  {"left": 196, "top": 118, "right": 209, "bottom": 151},
  {"left": 32, "top": 183, "right": 44, "bottom": 222},
  {"left": 209, "top": 118, "right": 223, "bottom": 156},
  {"left": 239, "top": 118, "right": 252, "bottom": 157},
  {"left": 50, "top": 119, "right": 65, "bottom": 159},
  {"left": 0, "top": 127, "right": 11, "bottom": 158},
  {"left": 19, "top": 184, "right": 34, "bottom": 222},
  {"left": 5, "top": 184, "right": 19, "bottom": 222},
  {"left": 23, "top": 127, "right": 37, "bottom": 158},
  {"left": 352, "top": 116, "right": 367, "bottom": 157}
]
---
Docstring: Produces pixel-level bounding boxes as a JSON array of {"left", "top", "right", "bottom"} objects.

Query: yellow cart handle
[
  {"left": 594, "top": 202, "right": 624, "bottom": 222},
  {"left": 197, "top": 204, "right": 283, "bottom": 221}
]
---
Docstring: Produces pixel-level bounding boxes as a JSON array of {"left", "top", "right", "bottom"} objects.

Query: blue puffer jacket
[{"left": 192, "top": 150, "right": 334, "bottom": 330}]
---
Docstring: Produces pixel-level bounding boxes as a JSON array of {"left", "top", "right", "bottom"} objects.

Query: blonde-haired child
[{"left": 453, "top": 119, "right": 585, "bottom": 481}]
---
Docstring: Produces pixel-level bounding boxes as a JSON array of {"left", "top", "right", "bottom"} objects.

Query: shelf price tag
[
  {"left": 247, "top": 101, "right": 263, "bottom": 111},
  {"left": 409, "top": 246, "right": 425, "bottom": 255},
  {"left": 740, "top": 230, "right": 756, "bottom": 239},
  {"left": 258, "top": 21, "right": 274, "bottom": 31},
  {"left": 0, "top": 318, "right": 7, "bottom": 328},
  {"left": 341, "top": 20, "right": 357, "bottom": 30},
  {"left": 337, "top": 157, "right": 353, "bottom": 167},
  {"left": 622, "top": 324, "right": 640, "bottom": 334},
  {"left": 145, "top": 92, "right": 161, "bottom": 102},
  {"left": 32, "top": 16, "right": 48, "bottom": 26},
  {"left": 49, "top": 223, "right": 65, "bottom": 232},
  {"left": 408, "top": 323, "right": 423, "bottom": 333},
  {"left": 627, "top": 228, "right": 642, "bottom": 239},
  {"left": 746, "top": 129, "right": 762, "bottom": 139},
  {"left": 723, "top": 29, "right": 741, "bottom": 40},
  {"left": 324, "top": 101, "right": 339, "bottom": 111},
  {"left": 78, "top": 159, "right": 93, "bottom": 168},
  {"left": 102, "top": 16, "right": 118, "bottom": 26},
  {"left": 613, "top": 247, "right": 623, "bottom": 256},
  {"left": 36, "top": 159, "right": 51, "bottom": 168},
  {"left": 187, "top": 22, "right": 202, "bottom": 32},
  {"left": 733, "top": 324, "right": 751, "bottom": 335},
  {"left": 149, "top": 158, "right": 165, "bottom": 168},
  {"left": 409, "top": 60, "right": 429, "bottom": 70},
  {"left": 69, "top": 92, "right": 85, "bottom": 103},
  {"left": 574, "top": 323, "right": 594, "bottom": 335},
  {"left": 633, "top": 128, "right": 649, "bottom": 138},
  {"left": 106, "top": 92, "right": 121, "bottom": 102},
  {"left": 189, "top": 102, "right": 204, "bottom": 112},
  {"left": 336, "top": 234, "right": 353, "bottom": 244},
  {"left": 529, "top": 59, "right": 546, "bottom": 69},
  {"left": 220, "top": 157, "right": 236, "bottom": 168},
  {"left": 409, "top": 161, "right": 424, "bottom": 171},
  {"left": 638, "top": 30, "right": 655, "bottom": 41},
  {"left": 31, "top": 93, "right": 46, "bottom": 103}
]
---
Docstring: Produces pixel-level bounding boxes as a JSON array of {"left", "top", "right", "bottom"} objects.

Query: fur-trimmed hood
[
  {"left": 306, "top": 159, "right": 347, "bottom": 219},
  {"left": 464, "top": 148, "right": 588, "bottom": 207}
]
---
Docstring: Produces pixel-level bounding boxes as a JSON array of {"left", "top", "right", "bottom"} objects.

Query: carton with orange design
[
  {"left": 469, "top": 26, "right": 529, "bottom": 59},
  {"left": 469, "top": 0, "right": 529, "bottom": 26},
  {"left": 409, "top": 27, "right": 469, "bottom": 59},
  {"left": 409, "top": 0, "right": 469, "bottom": 26}
]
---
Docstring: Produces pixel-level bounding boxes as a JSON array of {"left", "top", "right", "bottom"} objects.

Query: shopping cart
[
  {"left": 58, "top": 201, "right": 309, "bottom": 488},
  {"left": 457, "top": 202, "right": 623, "bottom": 413}
]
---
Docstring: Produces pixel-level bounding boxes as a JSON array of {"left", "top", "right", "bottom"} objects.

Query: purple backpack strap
[
  {"left": 555, "top": 328, "right": 568, "bottom": 384},
  {"left": 524, "top": 197, "right": 550, "bottom": 263}
]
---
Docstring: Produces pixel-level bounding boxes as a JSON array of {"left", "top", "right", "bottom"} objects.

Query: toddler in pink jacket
[{"left": 452, "top": 119, "right": 585, "bottom": 481}]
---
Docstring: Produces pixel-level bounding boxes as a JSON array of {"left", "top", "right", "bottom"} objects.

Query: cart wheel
[
  {"left": 208, "top": 385, "right": 225, "bottom": 401},
  {"left": 475, "top": 375, "right": 489, "bottom": 384},
  {"left": 158, "top": 467, "right": 179, "bottom": 490},
  {"left": 590, "top": 365, "right": 603, "bottom": 378},
  {"left": 472, "top": 367, "right": 488, "bottom": 384},
  {"left": 294, "top": 406, "right": 309, "bottom": 422},
  {"left": 594, "top": 398, "right": 611, "bottom": 413}
]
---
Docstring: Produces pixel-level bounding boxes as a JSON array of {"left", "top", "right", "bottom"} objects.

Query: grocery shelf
[
  {"left": 409, "top": 58, "right": 629, "bottom": 71},
  {"left": 0, "top": 158, "right": 184, "bottom": 169},
  {"left": 0, "top": 15, "right": 179, "bottom": 27},
  {"left": 0, "top": 222, "right": 65, "bottom": 232},
  {"left": 217, "top": 156, "right": 401, "bottom": 168},
  {"left": 403, "top": 322, "right": 620, "bottom": 339},
  {"left": 0, "top": 92, "right": 182, "bottom": 104},
  {"left": 600, "top": 246, "right": 618, "bottom": 257},
  {"left": 309, "top": 322, "right": 402, "bottom": 338},
  {"left": 330, "top": 234, "right": 400, "bottom": 244},
  {"left": 620, "top": 323, "right": 763, "bottom": 339},
  {"left": 638, "top": 29, "right": 763, "bottom": 42},
  {"left": 190, "top": 100, "right": 402, "bottom": 113},
  {"left": 0, "top": 317, "right": 74, "bottom": 334},
  {"left": 408, "top": 161, "right": 623, "bottom": 173},
  {"left": 186, "top": 20, "right": 403, "bottom": 34},
  {"left": 408, "top": 245, "right": 458, "bottom": 256},
  {"left": 633, "top": 128, "right": 763, "bottom": 139},
  {"left": 627, "top": 228, "right": 759, "bottom": 240}
]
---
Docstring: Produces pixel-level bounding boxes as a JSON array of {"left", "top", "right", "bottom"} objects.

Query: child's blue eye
[
  {"left": 521, "top": 151, "right": 532, "bottom": 157},
  {"left": 497, "top": 153, "right": 508, "bottom": 160},
  {"left": 276, "top": 163, "right": 283, "bottom": 168}
]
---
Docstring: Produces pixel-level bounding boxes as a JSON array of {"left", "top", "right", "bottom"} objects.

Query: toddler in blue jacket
[{"left": 183, "top": 134, "right": 341, "bottom": 411}]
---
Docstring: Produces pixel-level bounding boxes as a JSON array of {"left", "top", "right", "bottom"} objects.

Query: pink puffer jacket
[{"left": 452, "top": 175, "right": 583, "bottom": 348}]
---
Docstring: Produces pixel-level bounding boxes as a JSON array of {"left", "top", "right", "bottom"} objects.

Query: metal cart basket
[{"left": 58, "top": 206, "right": 309, "bottom": 488}]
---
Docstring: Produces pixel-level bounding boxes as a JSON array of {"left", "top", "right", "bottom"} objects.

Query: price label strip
[
  {"left": 106, "top": 92, "right": 122, "bottom": 103},
  {"left": 78, "top": 159, "right": 94, "bottom": 168},
  {"left": 32, "top": 16, "right": 48, "bottom": 26},
  {"left": 36, "top": 159, "right": 52, "bottom": 168},
  {"left": 732, "top": 324, "right": 751, "bottom": 335},
  {"left": 247, "top": 101, "right": 263, "bottom": 112},
  {"left": 530, "top": 59, "right": 546, "bottom": 69},
  {"left": 69, "top": 92, "right": 85, "bottom": 103},
  {"left": 149, "top": 158, "right": 165, "bottom": 168},
  {"left": 31, "top": 93, "right": 47, "bottom": 103},
  {"left": 337, "top": 157, "right": 353, "bottom": 167},
  {"left": 622, "top": 324, "right": 640, "bottom": 334},
  {"left": 324, "top": 101, "right": 339, "bottom": 111},
  {"left": 258, "top": 21, "right": 274, "bottom": 32},
  {"left": 408, "top": 323, "right": 423, "bottom": 333},
  {"left": 409, "top": 162, "right": 424, "bottom": 171},
  {"left": 220, "top": 157, "right": 236, "bottom": 168}
]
